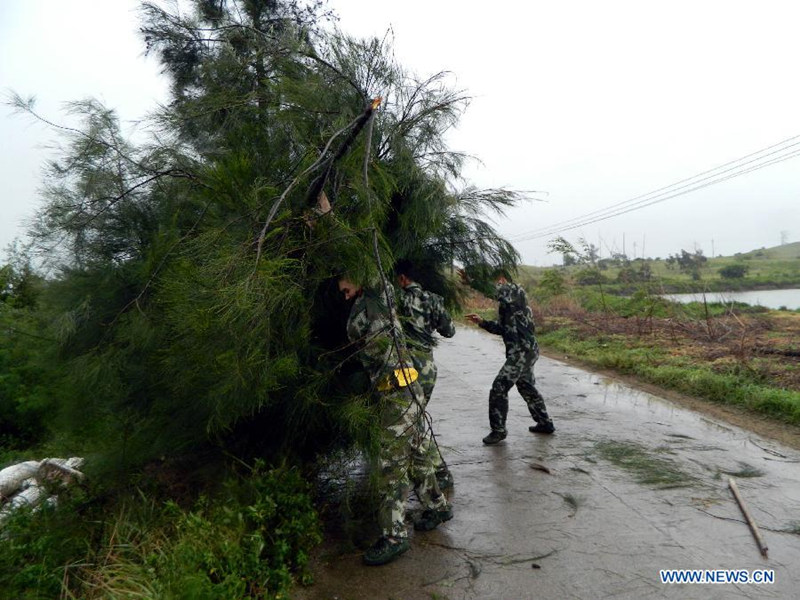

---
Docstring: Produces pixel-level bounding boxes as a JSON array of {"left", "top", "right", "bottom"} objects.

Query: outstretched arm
[{"left": 465, "top": 314, "right": 502, "bottom": 336}]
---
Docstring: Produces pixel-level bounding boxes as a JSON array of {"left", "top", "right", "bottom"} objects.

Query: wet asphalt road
[{"left": 295, "top": 327, "right": 800, "bottom": 600}]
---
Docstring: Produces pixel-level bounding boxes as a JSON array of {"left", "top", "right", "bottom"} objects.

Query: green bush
[
  {"left": 152, "top": 463, "right": 321, "bottom": 599},
  {"left": 0, "top": 463, "right": 321, "bottom": 600},
  {"left": 0, "top": 487, "right": 93, "bottom": 599},
  {"left": 719, "top": 264, "right": 749, "bottom": 279}
]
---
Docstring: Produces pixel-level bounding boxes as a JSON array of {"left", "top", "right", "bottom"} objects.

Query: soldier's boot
[
  {"left": 436, "top": 468, "right": 454, "bottom": 490},
  {"left": 414, "top": 506, "right": 454, "bottom": 531},
  {"left": 482, "top": 430, "right": 507, "bottom": 445},
  {"left": 529, "top": 421, "right": 555, "bottom": 434},
  {"left": 363, "top": 536, "right": 410, "bottom": 566}
]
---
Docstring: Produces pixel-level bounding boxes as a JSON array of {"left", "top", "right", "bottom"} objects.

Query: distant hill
[
  {"left": 518, "top": 240, "right": 800, "bottom": 293},
  {"left": 734, "top": 241, "right": 800, "bottom": 260},
  {"left": 522, "top": 241, "right": 800, "bottom": 269}
]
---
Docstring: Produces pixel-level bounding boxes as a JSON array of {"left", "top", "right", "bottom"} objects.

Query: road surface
[{"left": 296, "top": 327, "right": 800, "bottom": 600}]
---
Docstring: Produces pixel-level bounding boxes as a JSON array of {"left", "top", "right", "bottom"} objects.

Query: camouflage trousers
[
  {"left": 488, "top": 342, "right": 552, "bottom": 434},
  {"left": 411, "top": 350, "right": 447, "bottom": 473},
  {"left": 376, "top": 381, "right": 449, "bottom": 539}
]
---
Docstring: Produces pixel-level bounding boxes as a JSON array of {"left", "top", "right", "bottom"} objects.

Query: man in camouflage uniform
[
  {"left": 394, "top": 259, "right": 456, "bottom": 489},
  {"left": 466, "top": 272, "right": 555, "bottom": 444},
  {"left": 338, "top": 277, "right": 453, "bottom": 566}
]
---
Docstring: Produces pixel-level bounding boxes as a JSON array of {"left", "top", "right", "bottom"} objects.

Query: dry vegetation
[{"left": 538, "top": 308, "right": 800, "bottom": 391}]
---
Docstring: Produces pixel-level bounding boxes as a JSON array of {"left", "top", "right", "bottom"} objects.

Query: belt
[{"left": 376, "top": 366, "right": 419, "bottom": 392}]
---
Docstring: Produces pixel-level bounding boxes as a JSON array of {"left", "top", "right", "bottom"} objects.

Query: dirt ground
[
  {"left": 294, "top": 327, "right": 800, "bottom": 600},
  {"left": 540, "top": 307, "right": 800, "bottom": 391}
]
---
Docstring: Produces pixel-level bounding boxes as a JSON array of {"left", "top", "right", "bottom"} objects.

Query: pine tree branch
[
  {"left": 253, "top": 98, "right": 382, "bottom": 270},
  {"left": 6, "top": 93, "right": 152, "bottom": 174},
  {"left": 74, "top": 169, "right": 194, "bottom": 228}
]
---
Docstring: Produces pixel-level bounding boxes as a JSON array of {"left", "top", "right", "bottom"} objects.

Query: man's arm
[
  {"left": 431, "top": 294, "right": 456, "bottom": 338},
  {"left": 465, "top": 313, "right": 502, "bottom": 336}
]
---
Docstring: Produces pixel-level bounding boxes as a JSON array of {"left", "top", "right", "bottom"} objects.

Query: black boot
[
  {"left": 414, "top": 506, "right": 454, "bottom": 531},
  {"left": 529, "top": 421, "right": 555, "bottom": 434},
  {"left": 363, "top": 536, "right": 410, "bottom": 566},
  {"left": 482, "top": 430, "right": 507, "bottom": 445}
]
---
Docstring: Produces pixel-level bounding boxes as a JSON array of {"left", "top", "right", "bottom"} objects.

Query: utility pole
[{"left": 711, "top": 239, "right": 715, "bottom": 258}]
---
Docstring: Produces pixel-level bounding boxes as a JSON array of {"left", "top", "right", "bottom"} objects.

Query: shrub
[
  {"left": 575, "top": 268, "right": 607, "bottom": 285},
  {"left": 719, "top": 264, "right": 749, "bottom": 279},
  {"left": 0, "top": 463, "right": 321, "bottom": 600},
  {"left": 538, "top": 268, "right": 568, "bottom": 297}
]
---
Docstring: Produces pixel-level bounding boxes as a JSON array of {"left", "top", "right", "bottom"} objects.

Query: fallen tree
[{"left": 0, "top": 457, "right": 85, "bottom": 527}]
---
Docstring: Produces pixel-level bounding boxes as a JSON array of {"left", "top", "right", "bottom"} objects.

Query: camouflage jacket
[
  {"left": 479, "top": 282, "right": 536, "bottom": 350},
  {"left": 346, "top": 285, "right": 406, "bottom": 383},
  {"left": 397, "top": 282, "right": 456, "bottom": 353}
]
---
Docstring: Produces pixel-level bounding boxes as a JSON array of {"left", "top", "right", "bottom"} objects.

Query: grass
[
  {"left": 537, "top": 324, "right": 800, "bottom": 426},
  {"left": 519, "top": 241, "right": 800, "bottom": 295},
  {"left": 719, "top": 462, "right": 765, "bottom": 478},
  {"left": 594, "top": 440, "right": 696, "bottom": 489},
  {"left": 0, "top": 463, "right": 321, "bottom": 600}
]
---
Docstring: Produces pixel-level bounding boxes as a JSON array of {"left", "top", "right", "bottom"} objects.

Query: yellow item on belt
[{"left": 377, "top": 367, "right": 419, "bottom": 392}]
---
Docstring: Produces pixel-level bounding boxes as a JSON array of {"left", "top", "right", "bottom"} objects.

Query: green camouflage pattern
[
  {"left": 346, "top": 286, "right": 406, "bottom": 385},
  {"left": 411, "top": 349, "right": 438, "bottom": 403},
  {"left": 410, "top": 348, "right": 445, "bottom": 472},
  {"left": 480, "top": 282, "right": 553, "bottom": 433},
  {"left": 479, "top": 282, "right": 536, "bottom": 348},
  {"left": 398, "top": 282, "right": 455, "bottom": 473},
  {"left": 374, "top": 384, "right": 448, "bottom": 538},
  {"left": 397, "top": 282, "right": 455, "bottom": 353},
  {"left": 346, "top": 285, "right": 449, "bottom": 539}
]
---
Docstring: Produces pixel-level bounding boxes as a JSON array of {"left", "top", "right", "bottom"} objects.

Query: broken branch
[{"left": 728, "top": 477, "right": 769, "bottom": 558}]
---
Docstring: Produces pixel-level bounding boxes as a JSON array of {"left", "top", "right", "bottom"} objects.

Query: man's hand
[{"left": 464, "top": 313, "right": 483, "bottom": 325}]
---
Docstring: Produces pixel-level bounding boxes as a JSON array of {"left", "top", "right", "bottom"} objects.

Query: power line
[
  {"left": 513, "top": 134, "right": 800, "bottom": 240},
  {"left": 511, "top": 134, "right": 800, "bottom": 242},
  {"left": 516, "top": 146, "right": 800, "bottom": 242}
]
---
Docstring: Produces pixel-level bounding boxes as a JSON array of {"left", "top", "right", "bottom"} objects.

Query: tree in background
[
  {"left": 666, "top": 249, "right": 707, "bottom": 280},
  {"left": 0, "top": 251, "right": 52, "bottom": 450},
  {"left": 11, "top": 0, "right": 523, "bottom": 470}
]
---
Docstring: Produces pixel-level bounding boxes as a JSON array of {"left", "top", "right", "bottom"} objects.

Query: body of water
[{"left": 664, "top": 288, "right": 800, "bottom": 310}]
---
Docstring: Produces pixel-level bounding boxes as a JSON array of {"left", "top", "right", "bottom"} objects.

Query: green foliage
[
  {"left": 0, "top": 487, "right": 93, "bottom": 599},
  {"left": 666, "top": 249, "right": 707, "bottom": 280},
  {"left": 616, "top": 261, "right": 652, "bottom": 284},
  {"left": 526, "top": 238, "right": 800, "bottom": 295},
  {"left": 547, "top": 235, "right": 599, "bottom": 267},
  {"left": 594, "top": 440, "right": 695, "bottom": 488},
  {"left": 719, "top": 263, "right": 749, "bottom": 279},
  {"left": 0, "top": 464, "right": 320, "bottom": 600},
  {"left": 575, "top": 267, "right": 607, "bottom": 285},
  {"left": 7, "top": 0, "right": 523, "bottom": 469},
  {"left": 149, "top": 464, "right": 321, "bottom": 599},
  {"left": 538, "top": 268, "right": 568, "bottom": 298},
  {"left": 4, "top": 4, "right": 525, "bottom": 594},
  {"left": 0, "top": 260, "right": 54, "bottom": 450}
]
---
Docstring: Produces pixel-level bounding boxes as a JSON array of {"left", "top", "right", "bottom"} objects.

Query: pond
[{"left": 663, "top": 288, "right": 800, "bottom": 310}]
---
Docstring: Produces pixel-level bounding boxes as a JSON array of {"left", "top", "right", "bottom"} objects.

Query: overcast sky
[{"left": 2, "top": 0, "right": 799, "bottom": 266}]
